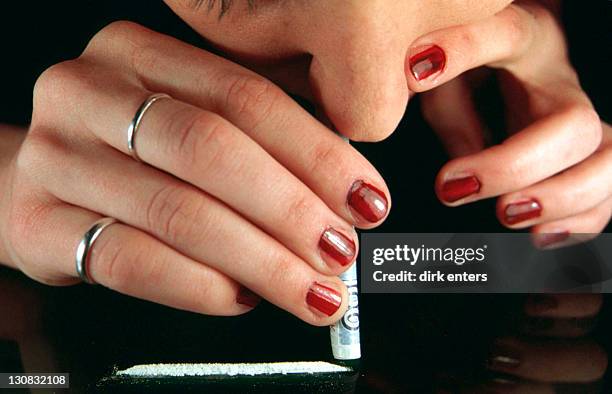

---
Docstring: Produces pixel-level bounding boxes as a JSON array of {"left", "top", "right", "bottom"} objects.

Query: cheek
[
  {"left": 164, "top": 0, "right": 316, "bottom": 97},
  {"left": 167, "top": 2, "right": 301, "bottom": 60}
]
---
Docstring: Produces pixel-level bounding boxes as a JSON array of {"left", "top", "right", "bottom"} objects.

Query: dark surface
[
  {"left": 1, "top": 267, "right": 610, "bottom": 393},
  {"left": 0, "top": 1, "right": 611, "bottom": 393}
]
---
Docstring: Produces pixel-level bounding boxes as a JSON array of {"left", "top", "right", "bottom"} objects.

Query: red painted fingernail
[
  {"left": 236, "top": 286, "right": 260, "bottom": 308},
  {"left": 409, "top": 45, "right": 446, "bottom": 81},
  {"left": 505, "top": 199, "right": 542, "bottom": 225},
  {"left": 319, "top": 227, "right": 356, "bottom": 267},
  {"left": 534, "top": 231, "right": 570, "bottom": 248},
  {"left": 348, "top": 180, "right": 388, "bottom": 223},
  {"left": 306, "top": 282, "right": 342, "bottom": 316},
  {"left": 440, "top": 176, "right": 480, "bottom": 203},
  {"left": 487, "top": 342, "right": 522, "bottom": 371}
]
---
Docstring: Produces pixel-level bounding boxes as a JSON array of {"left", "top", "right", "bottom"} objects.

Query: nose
[{"left": 306, "top": 9, "right": 411, "bottom": 142}]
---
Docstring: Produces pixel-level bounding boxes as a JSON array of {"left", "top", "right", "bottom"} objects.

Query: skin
[{"left": 0, "top": 0, "right": 610, "bottom": 323}]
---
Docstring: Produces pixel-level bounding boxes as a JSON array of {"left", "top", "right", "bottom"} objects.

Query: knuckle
[
  {"left": 6, "top": 201, "right": 52, "bottom": 257},
  {"left": 168, "top": 110, "right": 224, "bottom": 169},
  {"left": 98, "top": 20, "right": 144, "bottom": 38},
  {"left": 32, "top": 61, "right": 82, "bottom": 113},
  {"left": 567, "top": 105, "right": 602, "bottom": 153},
  {"left": 85, "top": 20, "right": 146, "bottom": 53},
  {"left": 593, "top": 201, "right": 612, "bottom": 231},
  {"left": 185, "top": 274, "right": 230, "bottom": 314},
  {"left": 15, "top": 130, "right": 63, "bottom": 177},
  {"left": 92, "top": 232, "right": 136, "bottom": 290},
  {"left": 503, "top": 5, "right": 532, "bottom": 51},
  {"left": 15, "top": 130, "right": 68, "bottom": 179},
  {"left": 189, "top": 275, "right": 215, "bottom": 307},
  {"left": 84, "top": 21, "right": 156, "bottom": 73},
  {"left": 223, "top": 74, "right": 281, "bottom": 131},
  {"left": 265, "top": 257, "right": 296, "bottom": 295},
  {"left": 455, "top": 26, "right": 478, "bottom": 58},
  {"left": 308, "top": 141, "right": 347, "bottom": 180},
  {"left": 285, "top": 192, "right": 316, "bottom": 228},
  {"left": 145, "top": 184, "right": 209, "bottom": 246},
  {"left": 168, "top": 110, "right": 238, "bottom": 178}
]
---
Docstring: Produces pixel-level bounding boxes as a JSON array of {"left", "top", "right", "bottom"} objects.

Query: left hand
[
  {"left": 405, "top": 0, "right": 611, "bottom": 246},
  {"left": 482, "top": 294, "right": 607, "bottom": 391}
]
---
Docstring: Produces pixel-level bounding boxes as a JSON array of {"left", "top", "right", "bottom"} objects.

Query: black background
[{"left": 0, "top": 1, "right": 610, "bottom": 392}]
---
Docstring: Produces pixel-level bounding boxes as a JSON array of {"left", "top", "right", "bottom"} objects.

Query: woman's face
[{"left": 164, "top": 0, "right": 512, "bottom": 141}]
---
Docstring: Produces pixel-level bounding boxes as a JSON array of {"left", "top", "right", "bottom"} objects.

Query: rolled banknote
[{"left": 330, "top": 262, "right": 361, "bottom": 359}]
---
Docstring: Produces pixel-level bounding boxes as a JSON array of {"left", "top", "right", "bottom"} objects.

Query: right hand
[{"left": 0, "top": 21, "right": 390, "bottom": 325}]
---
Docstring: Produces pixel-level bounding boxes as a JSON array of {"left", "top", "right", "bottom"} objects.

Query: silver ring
[
  {"left": 127, "top": 93, "right": 172, "bottom": 162},
  {"left": 75, "top": 217, "right": 118, "bottom": 284}
]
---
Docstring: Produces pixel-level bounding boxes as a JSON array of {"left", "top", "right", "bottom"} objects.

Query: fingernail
[
  {"left": 347, "top": 180, "right": 388, "bottom": 223},
  {"left": 319, "top": 227, "right": 356, "bottom": 267},
  {"left": 534, "top": 231, "right": 570, "bottom": 248},
  {"left": 479, "top": 375, "right": 518, "bottom": 393},
  {"left": 489, "top": 376, "right": 518, "bottom": 386},
  {"left": 487, "top": 343, "right": 522, "bottom": 371},
  {"left": 525, "top": 294, "right": 558, "bottom": 313},
  {"left": 409, "top": 45, "right": 446, "bottom": 81},
  {"left": 440, "top": 176, "right": 481, "bottom": 203},
  {"left": 306, "top": 282, "right": 342, "bottom": 317},
  {"left": 504, "top": 199, "right": 542, "bottom": 224},
  {"left": 236, "top": 286, "right": 261, "bottom": 308}
]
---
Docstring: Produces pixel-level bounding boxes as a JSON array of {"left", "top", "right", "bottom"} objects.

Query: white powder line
[{"left": 116, "top": 362, "right": 351, "bottom": 377}]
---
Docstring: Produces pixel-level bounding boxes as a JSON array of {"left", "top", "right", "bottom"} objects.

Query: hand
[
  {"left": 405, "top": 0, "right": 611, "bottom": 246},
  {"left": 481, "top": 294, "right": 607, "bottom": 392},
  {"left": 0, "top": 21, "right": 391, "bottom": 325},
  {"left": 433, "top": 294, "right": 606, "bottom": 393}
]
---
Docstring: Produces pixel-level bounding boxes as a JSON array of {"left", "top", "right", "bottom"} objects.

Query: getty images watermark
[{"left": 361, "top": 233, "right": 612, "bottom": 293}]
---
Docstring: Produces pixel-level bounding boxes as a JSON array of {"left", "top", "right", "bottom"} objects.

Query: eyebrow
[{"left": 191, "top": 0, "right": 257, "bottom": 18}]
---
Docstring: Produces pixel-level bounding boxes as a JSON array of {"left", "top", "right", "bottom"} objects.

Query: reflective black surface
[{"left": 1, "top": 266, "right": 610, "bottom": 393}]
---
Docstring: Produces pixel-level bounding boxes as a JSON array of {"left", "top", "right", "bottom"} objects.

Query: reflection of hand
[
  {"left": 0, "top": 22, "right": 392, "bottom": 325},
  {"left": 408, "top": 1, "right": 611, "bottom": 246},
  {"left": 481, "top": 294, "right": 607, "bottom": 392},
  {"left": 0, "top": 271, "right": 58, "bottom": 373}
]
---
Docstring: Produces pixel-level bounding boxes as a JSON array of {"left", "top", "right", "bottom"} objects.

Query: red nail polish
[
  {"left": 237, "top": 286, "right": 260, "bottom": 308},
  {"left": 505, "top": 199, "right": 542, "bottom": 225},
  {"left": 306, "top": 282, "right": 342, "bottom": 316},
  {"left": 347, "top": 180, "right": 388, "bottom": 223},
  {"left": 534, "top": 231, "right": 570, "bottom": 248},
  {"left": 487, "top": 343, "right": 522, "bottom": 371},
  {"left": 319, "top": 227, "right": 356, "bottom": 267},
  {"left": 440, "top": 176, "right": 480, "bottom": 203},
  {"left": 409, "top": 45, "right": 446, "bottom": 81}
]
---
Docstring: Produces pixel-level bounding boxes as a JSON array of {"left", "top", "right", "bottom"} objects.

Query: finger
[
  {"left": 420, "top": 76, "right": 487, "bottom": 158},
  {"left": 524, "top": 294, "right": 603, "bottom": 319},
  {"left": 466, "top": 380, "right": 555, "bottom": 394},
  {"left": 487, "top": 337, "right": 608, "bottom": 383},
  {"left": 9, "top": 199, "right": 250, "bottom": 316},
  {"left": 37, "top": 83, "right": 359, "bottom": 273},
  {"left": 530, "top": 197, "right": 612, "bottom": 249},
  {"left": 496, "top": 146, "right": 612, "bottom": 228},
  {"left": 435, "top": 106, "right": 602, "bottom": 205},
  {"left": 406, "top": 4, "right": 542, "bottom": 90},
  {"left": 27, "top": 136, "right": 348, "bottom": 325},
  {"left": 522, "top": 316, "right": 598, "bottom": 338},
  {"left": 77, "top": 21, "right": 390, "bottom": 227}
]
